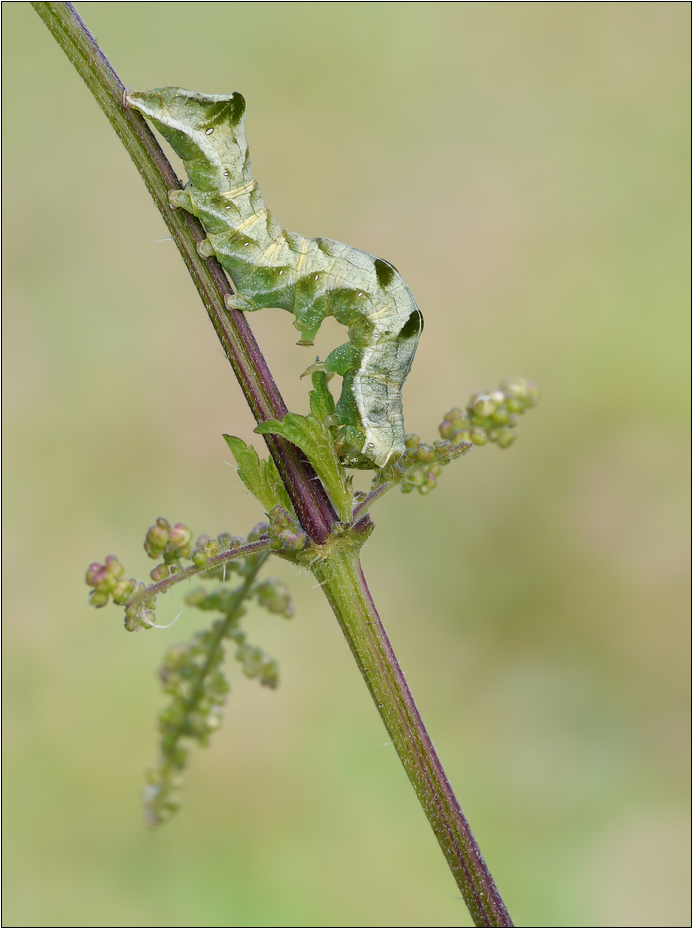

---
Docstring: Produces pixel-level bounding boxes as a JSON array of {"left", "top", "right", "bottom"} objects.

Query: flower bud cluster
[
  {"left": 87, "top": 514, "right": 294, "bottom": 826},
  {"left": 143, "top": 623, "right": 232, "bottom": 826},
  {"left": 184, "top": 585, "right": 246, "bottom": 616},
  {"left": 267, "top": 506, "right": 307, "bottom": 552},
  {"left": 235, "top": 642, "right": 280, "bottom": 689},
  {"left": 122, "top": 588, "right": 156, "bottom": 632},
  {"left": 86, "top": 557, "right": 154, "bottom": 632},
  {"left": 188, "top": 532, "right": 244, "bottom": 576},
  {"left": 439, "top": 378, "right": 540, "bottom": 451},
  {"left": 85, "top": 555, "right": 137, "bottom": 609},
  {"left": 373, "top": 433, "right": 472, "bottom": 496},
  {"left": 144, "top": 518, "right": 194, "bottom": 580},
  {"left": 158, "top": 626, "right": 230, "bottom": 744},
  {"left": 254, "top": 578, "right": 295, "bottom": 618}
]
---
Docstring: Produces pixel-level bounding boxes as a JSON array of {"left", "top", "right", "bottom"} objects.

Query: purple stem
[{"left": 32, "top": 0, "right": 336, "bottom": 544}]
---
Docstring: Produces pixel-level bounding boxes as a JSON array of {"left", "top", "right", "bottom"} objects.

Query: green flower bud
[
  {"left": 470, "top": 394, "right": 496, "bottom": 418},
  {"left": 416, "top": 444, "right": 436, "bottom": 462},
  {"left": 491, "top": 407, "right": 510, "bottom": 425},
  {"left": 88, "top": 589, "right": 110, "bottom": 608},
  {"left": 470, "top": 427, "right": 488, "bottom": 446},
  {"left": 272, "top": 529, "right": 306, "bottom": 552},
  {"left": 433, "top": 440, "right": 454, "bottom": 461},
  {"left": 184, "top": 587, "right": 207, "bottom": 607},
  {"left": 168, "top": 523, "right": 193, "bottom": 553},
  {"left": 104, "top": 555, "right": 124, "bottom": 579},
  {"left": 268, "top": 506, "right": 296, "bottom": 534},
  {"left": 142, "top": 610, "right": 156, "bottom": 629},
  {"left": 495, "top": 428, "right": 516, "bottom": 449},
  {"left": 255, "top": 578, "right": 294, "bottom": 618},
  {"left": 112, "top": 578, "right": 136, "bottom": 604},
  {"left": 150, "top": 564, "right": 170, "bottom": 582},
  {"left": 260, "top": 659, "right": 279, "bottom": 689},
  {"left": 502, "top": 378, "right": 540, "bottom": 406},
  {"left": 404, "top": 433, "right": 420, "bottom": 449},
  {"left": 145, "top": 521, "right": 171, "bottom": 559},
  {"left": 124, "top": 613, "right": 140, "bottom": 632}
]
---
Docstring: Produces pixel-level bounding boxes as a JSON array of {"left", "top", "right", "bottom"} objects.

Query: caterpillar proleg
[{"left": 127, "top": 88, "right": 423, "bottom": 468}]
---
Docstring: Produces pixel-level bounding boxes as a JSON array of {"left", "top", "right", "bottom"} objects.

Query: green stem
[{"left": 310, "top": 546, "right": 513, "bottom": 928}]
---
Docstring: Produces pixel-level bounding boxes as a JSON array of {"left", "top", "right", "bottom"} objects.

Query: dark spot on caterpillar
[
  {"left": 374, "top": 258, "right": 396, "bottom": 289},
  {"left": 205, "top": 95, "right": 246, "bottom": 128},
  {"left": 399, "top": 308, "right": 424, "bottom": 340},
  {"left": 314, "top": 237, "right": 339, "bottom": 258}
]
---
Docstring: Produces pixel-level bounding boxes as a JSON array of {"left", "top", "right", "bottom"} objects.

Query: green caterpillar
[{"left": 127, "top": 88, "right": 423, "bottom": 468}]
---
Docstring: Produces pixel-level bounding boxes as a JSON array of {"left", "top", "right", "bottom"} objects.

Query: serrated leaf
[
  {"left": 254, "top": 413, "right": 352, "bottom": 522},
  {"left": 223, "top": 435, "right": 294, "bottom": 514}
]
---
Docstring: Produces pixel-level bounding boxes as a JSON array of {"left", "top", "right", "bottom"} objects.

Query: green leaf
[
  {"left": 254, "top": 413, "right": 352, "bottom": 523},
  {"left": 223, "top": 436, "right": 294, "bottom": 514},
  {"left": 309, "top": 370, "right": 336, "bottom": 422}
]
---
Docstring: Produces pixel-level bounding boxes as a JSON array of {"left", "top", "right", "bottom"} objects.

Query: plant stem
[
  {"left": 31, "top": 0, "right": 336, "bottom": 544},
  {"left": 34, "top": 4, "right": 514, "bottom": 924},
  {"left": 310, "top": 545, "right": 512, "bottom": 927}
]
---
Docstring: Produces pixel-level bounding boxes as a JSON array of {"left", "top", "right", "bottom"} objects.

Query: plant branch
[
  {"left": 352, "top": 480, "right": 395, "bottom": 519},
  {"left": 31, "top": 1, "right": 336, "bottom": 543},
  {"left": 125, "top": 536, "right": 272, "bottom": 610}
]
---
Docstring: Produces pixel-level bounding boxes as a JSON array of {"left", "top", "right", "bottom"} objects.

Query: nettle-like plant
[{"left": 36, "top": 5, "right": 539, "bottom": 926}]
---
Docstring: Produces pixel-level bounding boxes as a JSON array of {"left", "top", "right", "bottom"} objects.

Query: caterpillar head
[{"left": 127, "top": 88, "right": 249, "bottom": 192}]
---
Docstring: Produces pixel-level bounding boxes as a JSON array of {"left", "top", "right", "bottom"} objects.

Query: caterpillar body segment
[{"left": 127, "top": 87, "right": 423, "bottom": 468}]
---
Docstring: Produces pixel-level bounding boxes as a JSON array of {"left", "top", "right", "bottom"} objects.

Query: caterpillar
[{"left": 127, "top": 88, "right": 423, "bottom": 468}]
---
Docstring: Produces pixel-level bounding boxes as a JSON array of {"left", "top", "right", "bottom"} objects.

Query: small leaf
[
  {"left": 255, "top": 413, "right": 352, "bottom": 522},
  {"left": 223, "top": 436, "right": 294, "bottom": 514},
  {"left": 309, "top": 370, "right": 336, "bottom": 422}
]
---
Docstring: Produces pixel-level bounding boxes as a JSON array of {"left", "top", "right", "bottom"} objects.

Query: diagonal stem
[
  {"left": 31, "top": 1, "right": 336, "bottom": 544},
  {"left": 310, "top": 546, "right": 513, "bottom": 927}
]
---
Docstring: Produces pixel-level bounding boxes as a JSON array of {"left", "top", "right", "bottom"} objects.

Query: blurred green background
[{"left": 3, "top": 3, "right": 689, "bottom": 926}]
